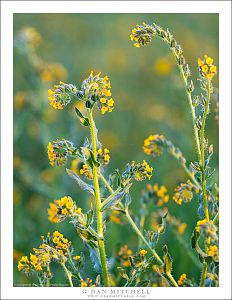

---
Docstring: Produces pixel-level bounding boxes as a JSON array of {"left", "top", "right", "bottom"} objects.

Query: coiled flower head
[
  {"left": 48, "top": 196, "right": 82, "bottom": 223},
  {"left": 173, "top": 180, "right": 194, "bottom": 205},
  {"left": 18, "top": 231, "right": 72, "bottom": 274},
  {"left": 130, "top": 23, "right": 156, "bottom": 48},
  {"left": 198, "top": 55, "right": 217, "bottom": 80},
  {"left": 143, "top": 134, "right": 165, "bottom": 157},
  {"left": 47, "top": 139, "right": 78, "bottom": 167},
  {"left": 76, "top": 72, "right": 114, "bottom": 114},
  {"left": 48, "top": 81, "right": 78, "bottom": 109},
  {"left": 123, "top": 160, "right": 153, "bottom": 181}
]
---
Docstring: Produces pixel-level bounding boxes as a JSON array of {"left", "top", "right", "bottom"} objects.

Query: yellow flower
[
  {"left": 201, "top": 65, "right": 209, "bottom": 73},
  {"left": 97, "top": 147, "right": 111, "bottom": 166},
  {"left": 206, "top": 245, "right": 218, "bottom": 262},
  {"left": 198, "top": 58, "right": 204, "bottom": 67},
  {"left": 73, "top": 255, "right": 81, "bottom": 260},
  {"left": 66, "top": 200, "right": 73, "bottom": 209},
  {"left": 48, "top": 203, "right": 60, "bottom": 223},
  {"left": 139, "top": 249, "right": 147, "bottom": 256},
  {"left": 178, "top": 223, "right": 187, "bottom": 235},
  {"left": 178, "top": 273, "right": 187, "bottom": 286},
  {"left": 205, "top": 55, "right": 214, "bottom": 65},
  {"left": 198, "top": 55, "right": 217, "bottom": 80},
  {"left": 80, "top": 164, "right": 93, "bottom": 180},
  {"left": 100, "top": 97, "right": 107, "bottom": 104},
  {"left": 108, "top": 98, "right": 114, "bottom": 107}
]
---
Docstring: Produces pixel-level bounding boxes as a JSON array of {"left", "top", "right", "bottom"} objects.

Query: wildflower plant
[
  {"left": 131, "top": 21, "right": 219, "bottom": 287},
  {"left": 17, "top": 20, "right": 218, "bottom": 288}
]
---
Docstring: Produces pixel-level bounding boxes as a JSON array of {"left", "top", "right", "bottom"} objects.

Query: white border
[{"left": 1, "top": 1, "right": 231, "bottom": 299}]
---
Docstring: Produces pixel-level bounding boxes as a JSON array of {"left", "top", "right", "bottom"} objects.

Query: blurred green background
[{"left": 13, "top": 13, "right": 219, "bottom": 286}]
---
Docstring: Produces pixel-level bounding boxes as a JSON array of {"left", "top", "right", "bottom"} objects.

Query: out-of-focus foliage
[{"left": 13, "top": 13, "right": 218, "bottom": 286}]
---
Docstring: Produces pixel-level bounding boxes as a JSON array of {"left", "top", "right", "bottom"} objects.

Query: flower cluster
[
  {"left": 132, "top": 160, "right": 153, "bottom": 181},
  {"left": 130, "top": 23, "right": 156, "bottom": 48},
  {"left": 198, "top": 55, "right": 217, "bottom": 80},
  {"left": 48, "top": 231, "right": 71, "bottom": 257},
  {"left": 48, "top": 196, "right": 82, "bottom": 223},
  {"left": 79, "top": 163, "right": 93, "bottom": 180},
  {"left": 173, "top": 180, "right": 194, "bottom": 205},
  {"left": 97, "top": 148, "right": 110, "bottom": 166},
  {"left": 48, "top": 81, "right": 78, "bottom": 110},
  {"left": 80, "top": 278, "right": 96, "bottom": 287},
  {"left": 206, "top": 245, "right": 218, "bottom": 262},
  {"left": 18, "top": 254, "right": 44, "bottom": 273},
  {"left": 76, "top": 72, "right": 114, "bottom": 114},
  {"left": 117, "top": 245, "right": 133, "bottom": 267},
  {"left": 146, "top": 183, "right": 169, "bottom": 206},
  {"left": 47, "top": 139, "right": 78, "bottom": 167},
  {"left": 143, "top": 134, "right": 165, "bottom": 157},
  {"left": 18, "top": 231, "right": 72, "bottom": 275},
  {"left": 196, "top": 219, "right": 218, "bottom": 241}
]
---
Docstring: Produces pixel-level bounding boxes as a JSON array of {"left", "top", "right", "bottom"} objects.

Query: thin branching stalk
[
  {"left": 61, "top": 263, "right": 73, "bottom": 287},
  {"left": 171, "top": 48, "right": 201, "bottom": 160},
  {"left": 200, "top": 80, "right": 211, "bottom": 222},
  {"left": 99, "top": 173, "right": 179, "bottom": 287},
  {"left": 200, "top": 260, "right": 207, "bottom": 287},
  {"left": 46, "top": 265, "right": 51, "bottom": 287},
  {"left": 88, "top": 109, "right": 109, "bottom": 287}
]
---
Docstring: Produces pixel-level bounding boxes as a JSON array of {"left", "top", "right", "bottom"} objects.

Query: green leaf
[
  {"left": 101, "top": 183, "right": 132, "bottom": 211},
  {"left": 81, "top": 147, "right": 100, "bottom": 168},
  {"left": 66, "top": 169, "right": 94, "bottom": 195},
  {"left": 75, "top": 107, "right": 85, "bottom": 118},
  {"left": 84, "top": 243, "right": 101, "bottom": 272},
  {"left": 86, "top": 207, "right": 94, "bottom": 228}
]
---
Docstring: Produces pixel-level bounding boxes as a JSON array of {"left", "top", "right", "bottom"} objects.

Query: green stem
[
  {"left": 200, "top": 81, "right": 211, "bottom": 222},
  {"left": 46, "top": 265, "right": 51, "bottom": 287},
  {"left": 68, "top": 252, "right": 83, "bottom": 281},
  {"left": 61, "top": 263, "right": 73, "bottom": 287},
  {"left": 99, "top": 173, "right": 178, "bottom": 287},
  {"left": 200, "top": 260, "right": 207, "bottom": 287},
  {"left": 125, "top": 209, "right": 163, "bottom": 265},
  {"left": 100, "top": 186, "right": 122, "bottom": 211},
  {"left": 171, "top": 48, "right": 201, "bottom": 160},
  {"left": 182, "top": 162, "right": 201, "bottom": 189},
  {"left": 37, "top": 275, "right": 44, "bottom": 287},
  {"left": 89, "top": 109, "right": 109, "bottom": 287}
]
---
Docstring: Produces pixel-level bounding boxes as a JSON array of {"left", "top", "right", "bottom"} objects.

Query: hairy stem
[
  {"left": 89, "top": 109, "right": 109, "bottom": 287},
  {"left": 171, "top": 48, "right": 201, "bottom": 160},
  {"left": 99, "top": 173, "right": 178, "bottom": 287},
  {"left": 200, "top": 260, "right": 207, "bottom": 287},
  {"left": 200, "top": 81, "right": 211, "bottom": 222},
  {"left": 61, "top": 263, "right": 73, "bottom": 287},
  {"left": 46, "top": 265, "right": 51, "bottom": 287}
]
